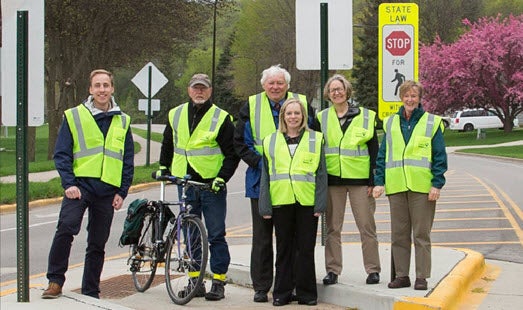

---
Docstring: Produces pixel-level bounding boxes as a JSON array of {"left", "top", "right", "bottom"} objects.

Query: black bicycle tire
[
  {"left": 131, "top": 214, "right": 157, "bottom": 292},
  {"left": 165, "top": 216, "right": 208, "bottom": 305}
]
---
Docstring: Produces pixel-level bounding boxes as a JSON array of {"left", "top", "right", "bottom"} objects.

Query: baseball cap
[{"left": 189, "top": 73, "right": 211, "bottom": 88}]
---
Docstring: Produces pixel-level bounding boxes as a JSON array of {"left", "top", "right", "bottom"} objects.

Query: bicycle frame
[{"left": 160, "top": 178, "right": 202, "bottom": 263}]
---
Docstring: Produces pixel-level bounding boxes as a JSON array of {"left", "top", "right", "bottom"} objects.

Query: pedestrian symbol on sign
[{"left": 391, "top": 69, "right": 405, "bottom": 96}]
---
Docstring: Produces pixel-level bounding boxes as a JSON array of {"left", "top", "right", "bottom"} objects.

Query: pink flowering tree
[{"left": 420, "top": 15, "right": 523, "bottom": 132}]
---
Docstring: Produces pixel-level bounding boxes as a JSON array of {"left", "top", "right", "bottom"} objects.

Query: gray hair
[
  {"left": 260, "top": 64, "right": 291, "bottom": 86},
  {"left": 323, "top": 74, "right": 352, "bottom": 100}
]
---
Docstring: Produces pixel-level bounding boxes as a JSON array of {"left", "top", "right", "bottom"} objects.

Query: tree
[
  {"left": 230, "top": 0, "right": 318, "bottom": 106},
  {"left": 45, "top": 0, "right": 210, "bottom": 159},
  {"left": 213, "top": 34, "right": 243, "bottom": 120},
  {"left": 420, "top": 15, "right": 523, "bottom": 132},
  {"left": 483, "top": 0, "right": 523, "bottom": 18},
  {"left": 417, "top": 0, "right": 484, "bottom": 43}
]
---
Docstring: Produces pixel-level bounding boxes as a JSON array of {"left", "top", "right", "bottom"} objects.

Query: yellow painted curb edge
[
  {"left": 0, "top": 182, "right": 159, "bottom": 214},
  {"left": 393, "top": 248, "right": 485, "bottom": 310}
]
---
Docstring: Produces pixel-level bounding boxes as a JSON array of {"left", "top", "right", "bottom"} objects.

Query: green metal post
[
  {"left": 146, "top": 66, "right": 152, "bottom": 167},
  {"left": 320, "top": 3, "right": 329, "bottom": 110},
  {"left": 320, "top": 3, "right": 329, "bottom": 246},
  {"left": 16, "top": 10, "right": 30, "bottom": 302}
]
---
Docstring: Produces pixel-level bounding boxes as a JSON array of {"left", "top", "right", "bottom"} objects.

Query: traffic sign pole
[
  {"left": 146, "top": 66, "right": 152, "bottom": 167},
  {"left": 16, "top": 11, "right": 30, "bottom": 302},
  {"left": 320, "top": 2, "right": 329, "bottom": 246}
]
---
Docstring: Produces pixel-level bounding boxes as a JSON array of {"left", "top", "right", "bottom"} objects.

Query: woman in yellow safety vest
[
  {"left": 259, "top": 98, "right": 327, "bottom": 306},
  {"left": 373, "top": 80, "right": 448, "bottom": 291},
  {"left": 315, "top": 74, "right": 381, "bottom": 286}
]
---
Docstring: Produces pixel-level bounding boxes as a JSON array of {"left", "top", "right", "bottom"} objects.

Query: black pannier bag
[{"left": 119, "top": 198, "right": 149, "bottom": 246}]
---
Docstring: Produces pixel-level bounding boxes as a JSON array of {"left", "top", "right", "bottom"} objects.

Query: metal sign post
[
  {"left": 320, "top": 3, "right": 328, "bottom": 246},
  {"left": 16, "top": 10, "right": 30, "bottom": 302}
]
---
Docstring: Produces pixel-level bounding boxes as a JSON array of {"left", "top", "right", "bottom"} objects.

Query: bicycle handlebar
[{"left": 151, "top": 173, "right": 219, "bottom": 191}]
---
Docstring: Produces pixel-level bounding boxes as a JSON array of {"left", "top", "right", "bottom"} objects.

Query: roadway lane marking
[
  {"left": 493, "top": 183, "right": 523, "bottom": 222},
  {"left": 474, "top": 176, "right": 523, "bottom": 246},
  {"left": 434, "top": 241, "right": 521, "bottom": 246}
]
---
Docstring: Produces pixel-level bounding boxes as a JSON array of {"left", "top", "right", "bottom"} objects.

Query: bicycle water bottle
[{"left": 163, "top": 218, "right": 176, "bottom": 240}]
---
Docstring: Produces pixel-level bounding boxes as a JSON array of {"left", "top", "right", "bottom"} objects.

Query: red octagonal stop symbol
[{"left": 385, "top": 31, "right": 411, "bottom": 56}]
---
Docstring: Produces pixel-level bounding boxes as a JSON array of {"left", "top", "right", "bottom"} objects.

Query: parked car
[{"left": 449, "top": 108, "right": 519, "bottom": 131}]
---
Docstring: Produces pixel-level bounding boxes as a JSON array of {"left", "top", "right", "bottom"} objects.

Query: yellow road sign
[{"left": 378, "top": 3, "right": 419, "bottom": 120}]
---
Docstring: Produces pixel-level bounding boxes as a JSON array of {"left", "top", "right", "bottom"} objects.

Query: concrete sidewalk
[{"left": 0, "top": 244, "right": 489, "bottom": 310}]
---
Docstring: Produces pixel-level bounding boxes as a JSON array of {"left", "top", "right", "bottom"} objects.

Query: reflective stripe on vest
[
  {"left": 249, "top": 92, "right": 307, "bottom": 154},
  {"left": 169, "top": 103, "right": 227, "bottom": 178},
  {"left": 263, "top": 130, "right": 322, "bottom": 206},
  {"left": 65, "top": 104, "right": 130, "bottom": 187},
  {"left": 318, "top": 107, "right": 375, "bottom": 178},
  {"left": 384, "top": 113, "right": 441, "bottom": 194}
]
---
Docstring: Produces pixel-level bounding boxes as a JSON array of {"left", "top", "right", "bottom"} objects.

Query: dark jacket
[
  {"left": 374, "top": 106, "right": 447, "bottom": 189},
  {"left": 159, "top": 99, "right": 239, "bottom": 183},
  {"left": 54, "top": 100, "right": 134, "bottom": 199}
]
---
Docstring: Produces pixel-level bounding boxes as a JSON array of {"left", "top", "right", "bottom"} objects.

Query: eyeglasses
[{"left": 329, "top": 88, "right": 344, "bottom": 94}]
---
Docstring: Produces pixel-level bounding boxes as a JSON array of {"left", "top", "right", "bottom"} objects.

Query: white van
[{"left": 449, "top": 108, "right": 518, "bottom": 131}]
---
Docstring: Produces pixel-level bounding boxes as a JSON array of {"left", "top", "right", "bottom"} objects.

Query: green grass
[
  {"left": 457, "top": 145, "right": 523, "bottom": 159},
  {"left": 0, "top": 163, "right": 161, "bottom": 205},
  {"left": 0, "top": 125, "right": 55, "bottom": 176},
  {"left": 1, "top": 125, "right": 522, "bottom": 205},
  {"left": 442, "top": 128, "right": 523, "bottom": 147}
]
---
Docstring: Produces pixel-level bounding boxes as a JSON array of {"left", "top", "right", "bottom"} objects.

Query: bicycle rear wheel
[
  {"left": 131, "top": 213, "right": 157, "bottom": 292},
  {"left": 165, "top": 216, "right": 208, "bottom": 305}
]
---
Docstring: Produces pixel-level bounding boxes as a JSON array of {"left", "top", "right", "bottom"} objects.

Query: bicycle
[{"left": 127, "top": 174, "right": 213, "bottom": 305}]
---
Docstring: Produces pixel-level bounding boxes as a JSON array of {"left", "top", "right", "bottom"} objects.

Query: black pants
[
  {"left": 46, "top": 191, "right": 114, "bottom": 298},
  {"left": 273, "top": 204, "right": 318, "bottom": 303},
  {"left": 250, "top": 198, "right": 274, "bottom": 292}
]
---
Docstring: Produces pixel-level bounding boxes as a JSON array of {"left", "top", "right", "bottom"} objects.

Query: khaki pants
[
  {"left": 324, "top": 185, "right": 381, "bottom": 275},
  {"left": 388, "top": 191, "right": 436, "bottom": 279}
]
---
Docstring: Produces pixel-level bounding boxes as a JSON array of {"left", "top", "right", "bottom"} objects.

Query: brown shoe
[
  {"left": 388, "top": 276, "right": 411, "bottom": 289},
  {"left": 42, "top": 282, "right": 62, "bottom": 299},
  {"left": 414, "top": 278, "right": 428, "bottom": 290}
]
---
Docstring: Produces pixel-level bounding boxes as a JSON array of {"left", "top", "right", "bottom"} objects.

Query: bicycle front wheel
[
  {"left": 131, "top": 213, "right": 157, "bottom": 292},
  {"left": 165, "top": 216, "right": 208, "bottom": 305}
]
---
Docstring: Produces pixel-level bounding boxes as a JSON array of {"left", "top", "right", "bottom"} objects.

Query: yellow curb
[
  {"left": 393, "top": 248, "right": 485, "bottom": 310},
  {"left": 0, "top": 182, "right": 160, "bottom": 214}
]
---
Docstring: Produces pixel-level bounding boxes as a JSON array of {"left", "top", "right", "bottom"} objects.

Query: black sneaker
[
  {"left": 205, "top": 279, "right": 226, "bottom": 301},
  {"left": 178, "top": 278, "right": 206, "bottom": 298}
]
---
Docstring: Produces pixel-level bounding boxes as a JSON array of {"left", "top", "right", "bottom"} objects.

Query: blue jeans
[
  {"left": 46, "top": 190, "right": 114, "bottom": 298},
  {"left": 181, "top": 186, "right": 230, "bottom": 275}
]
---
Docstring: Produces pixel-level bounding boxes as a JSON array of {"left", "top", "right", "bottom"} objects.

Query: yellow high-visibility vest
[
  {"left": 317, "top": 107, "right": 375, "bottom": 178},
  {"left": 168, "top": 103, "right": 229, "bottom": 178},
  {"left": 383, "top": 113, "right": 442, "bottom": 194},
  {"left": 263, "top": 130, "right": 323, "bottom": 206},
  {"left": 64, "top": 104, "right": 130, "bottom": 187}
]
